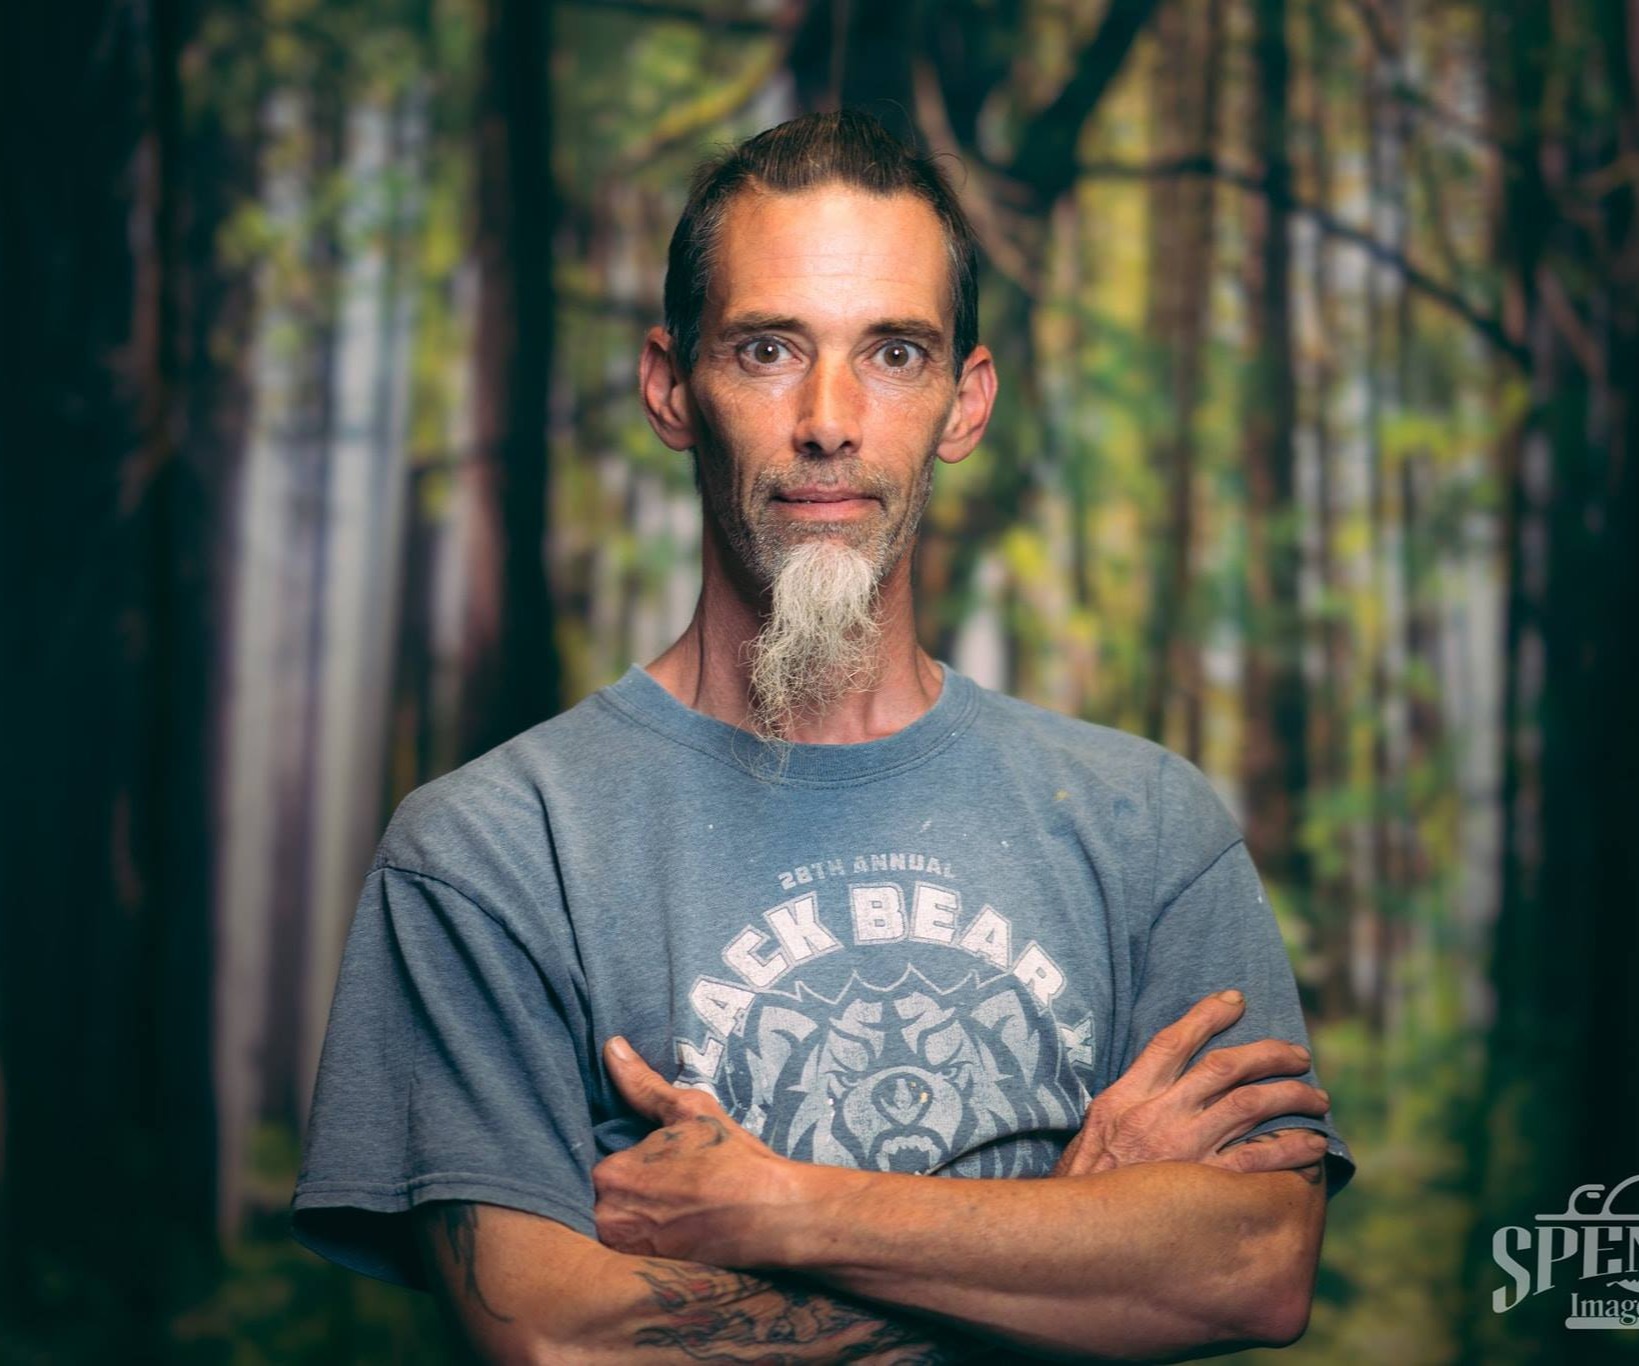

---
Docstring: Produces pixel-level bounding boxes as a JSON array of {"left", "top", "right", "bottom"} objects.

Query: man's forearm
[
  {"left": 745, "top": 1160, "right": 1326, "bottom": 1361},
  {"left": 569, "top": 1253, "right": 991, "bottom": 1364},
  {"left": 417, "top": 1201, "right": 990, "bottom": 1365}
]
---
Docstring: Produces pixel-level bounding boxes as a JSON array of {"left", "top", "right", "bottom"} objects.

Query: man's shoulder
[
  {"left": 967, "top": 679, "right": 1189, "bottom": 792},
  {"left": 973, "top": 684, "right": 1162, "bottom": 762},
  {"left": 373, "top": 684, "right": 631, "bottom": 877},
  {"left": 963, "top": 677, "right": 1243, "bottom": 870}
]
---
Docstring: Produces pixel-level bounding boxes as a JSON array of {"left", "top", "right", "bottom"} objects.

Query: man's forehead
[{"left": 705, "top": 185, "right": 951, "bottom": 331}]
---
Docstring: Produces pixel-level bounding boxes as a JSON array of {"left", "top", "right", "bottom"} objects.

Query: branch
[
  {"left": 1411, "top": 136, "right": 1469, "bottom": 296},
  {"left": 1535, "top": 261, "right": 1605, "bottom": 385},
  {"left": 1336, "top": 0, "right": 1399, "bottom": 62},
  {"left": 610, "top": 0, "right": 807, "bottom": 173},
  {"left": 1337, "top": 0, "right": 1513, "bottom": 156},
  {"left": 1388, "top": 78, "right": 1505, "bottom": 154},
  {"left": 1007, "top": 0, "right": 1165, "bottom": 206},
  {"left": 912, "top": 57, "right": 1043, "bottom": 297},
  {"left": 1076, "top": 154, "right": 1528, "bottom": 366}
]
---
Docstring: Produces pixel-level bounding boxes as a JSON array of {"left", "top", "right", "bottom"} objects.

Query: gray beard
[{"left": 746, "top": 539, "right": 883, "bottom": 740}]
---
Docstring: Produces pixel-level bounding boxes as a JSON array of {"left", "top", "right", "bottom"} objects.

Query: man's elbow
[
  {"left": 1234, "top": 1174, "right": 1326, "bottom": 1348},
  {"left": 1238, "top": 1279, "right": 1315, "bottom": 1349}
]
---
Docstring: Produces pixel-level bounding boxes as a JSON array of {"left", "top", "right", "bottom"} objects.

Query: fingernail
[
  {"left": 608, "top": 1035, "right": 635, "bottom": 1062},
  {"left": 1296, "top": 1045, "right": 1311, "bottom": 1063},
  {"left": 1217, "top": 989, "right": 1244, "bottom": 1004},
  {"left": 1318, "top": 1090, "right": 1331, "bottom": 1107}
]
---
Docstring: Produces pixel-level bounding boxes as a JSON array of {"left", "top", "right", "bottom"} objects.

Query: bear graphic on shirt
[{"left": 717, "top": 968, "right": 1084, "bottom": 1178}]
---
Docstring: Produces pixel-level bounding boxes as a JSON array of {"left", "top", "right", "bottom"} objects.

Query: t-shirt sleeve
[
  {"left": 1121, "top": 754, "right": 1356, "bottom": 1194},
  {"left": 291, "top": 863, "right": 599, "bottom": 1287}
]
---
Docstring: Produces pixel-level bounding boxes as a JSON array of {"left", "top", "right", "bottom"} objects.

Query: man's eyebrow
[
  {"left": 715, "top": 312, "right": 807, "bottom": 341},
  {"left": 862, "top": 317, "right": 947, "bottom": 352}
]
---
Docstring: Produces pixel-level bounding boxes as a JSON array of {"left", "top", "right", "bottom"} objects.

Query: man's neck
[{"left": 644, "top": 538, "right": 944, "bottom": 744}]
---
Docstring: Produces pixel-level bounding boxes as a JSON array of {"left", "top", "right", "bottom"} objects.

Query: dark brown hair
[{"left": 663, "top": 109, "right": 980, "bottom": 376}]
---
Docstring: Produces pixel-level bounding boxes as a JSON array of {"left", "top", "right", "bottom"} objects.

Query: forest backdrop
[{"left": 4, "top": 0, "right": 1637, "bottom": 1361}]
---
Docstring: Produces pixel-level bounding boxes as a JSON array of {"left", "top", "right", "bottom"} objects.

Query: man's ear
[
  {"left": 935, "top": 344, "right": 998, "bottom": 466},
  {"left": 639, "top": 326, "right": 697, "bottom": 451}
]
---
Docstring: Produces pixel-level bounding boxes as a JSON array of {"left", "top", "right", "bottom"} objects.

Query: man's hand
[
  {"left": 1052, "top": 988, "right": 1331, "bottom": 1178},
  {"left": 593, "top": 1036, "right": 797, "bottom": 1268}
]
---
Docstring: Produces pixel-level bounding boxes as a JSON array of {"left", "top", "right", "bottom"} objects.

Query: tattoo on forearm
[
  {"left": 631, "top": 1259, "right": 977, "bottom": 1364},
  {"left": 435, "top": 1203, "right": 515, "bottom": 1324}
]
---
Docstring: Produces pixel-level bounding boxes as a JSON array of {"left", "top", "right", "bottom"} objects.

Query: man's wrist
[{"left": 754, "top": 1159, "right": 870, "bottom": 1272}]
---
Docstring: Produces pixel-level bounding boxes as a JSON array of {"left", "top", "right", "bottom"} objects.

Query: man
[{"left": 292, "top": 110, "right": 1353, "bottom": 1362}]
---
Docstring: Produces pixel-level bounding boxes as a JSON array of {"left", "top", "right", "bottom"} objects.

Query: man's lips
[
  {"left": 772, "top": 487, "right": 876, "bottom": 503},
  {"left": 769, "top": 488, "right": 879, "bottom": 519}
]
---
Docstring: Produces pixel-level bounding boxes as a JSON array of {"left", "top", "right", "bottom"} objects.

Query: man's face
[{"left": 683, "top": 185, "right": 965, "bottom": 589}]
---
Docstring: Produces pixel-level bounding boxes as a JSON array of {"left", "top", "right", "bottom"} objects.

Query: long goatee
[{"left": 746, "top": 540, "right": 883, "bottom": 740}]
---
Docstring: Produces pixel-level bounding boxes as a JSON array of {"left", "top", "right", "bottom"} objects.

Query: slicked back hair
[{"left": 663, "top": 109, "right": 980, "bottom": 377}]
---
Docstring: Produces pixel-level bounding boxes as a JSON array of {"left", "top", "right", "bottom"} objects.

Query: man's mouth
[
  {"left": 769, "top": 487, "right": 880, "bottom": 520},
  {"left": 773, "top": 487, "right": 875, "bottom": 504}
]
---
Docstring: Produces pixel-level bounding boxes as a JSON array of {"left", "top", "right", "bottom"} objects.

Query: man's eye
[
  {"left": 877, "top": 340, "right": 925, "bottom": 370},
  {"left": 741, "top": 338, "right": 790, "bottom": 366}
]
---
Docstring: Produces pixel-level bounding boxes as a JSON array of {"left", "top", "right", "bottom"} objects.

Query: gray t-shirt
[{"left": 292, "top": 664, "right": 1353, "bottom": 1287}]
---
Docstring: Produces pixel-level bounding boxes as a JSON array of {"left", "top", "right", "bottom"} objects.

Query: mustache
[{"left": 751, "top": 463, "right": 898, "bottom": 503}]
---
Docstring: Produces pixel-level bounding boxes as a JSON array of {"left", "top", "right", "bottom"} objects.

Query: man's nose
[{"left": 792, "top": 356, "right": 863, "bottom": 457}]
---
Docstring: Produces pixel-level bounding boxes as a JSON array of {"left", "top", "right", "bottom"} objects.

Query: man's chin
[{"left": 755, "top": 521, "right": 892, "bottom": 580}]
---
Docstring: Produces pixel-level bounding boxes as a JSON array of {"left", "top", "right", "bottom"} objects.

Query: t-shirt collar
[{"left": 598, "top": 661, "right": 979, "bottom": 786}]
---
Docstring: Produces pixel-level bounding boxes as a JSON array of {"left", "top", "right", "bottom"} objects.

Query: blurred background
[{"left": 4, "top": 0, "right": 1635, "bottom": 1361}]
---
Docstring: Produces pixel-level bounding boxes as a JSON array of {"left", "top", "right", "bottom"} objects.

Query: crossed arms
[{"left": 413, "top": 991, "right": 1332, "bottom": 1364}]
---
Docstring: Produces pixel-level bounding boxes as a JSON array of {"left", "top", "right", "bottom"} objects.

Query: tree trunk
[
  {"left": 1303, "top": 0, "right": 1355, "bottom": 1021},
  {"left": 1463, "top": 3, "right": 1639, "bottom": 1358},
  {"left": 460, "top": 0, "right": 560, "bottom": 759},
  {"left": 1238, "top": 0, "right": 1310, "bottom": 900},
  {"left": 296, "top": 89, "right": 428, "bottom": 1161},
  {"left": 1, "top": 0, "right": 254, "bottom": 1344},
  {"left": 258, "top": 74, "right": 350, "bottom": 1140},
  {"left": 1359, "top": 4, "right": 1405, "bottom": 1036},
  {"left": 1142, "top": 0, "right": 1222, "bottom": 759}
]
